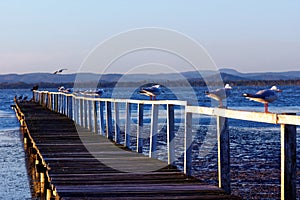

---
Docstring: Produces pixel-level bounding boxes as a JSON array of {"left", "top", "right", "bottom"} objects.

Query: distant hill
[
  {"left": 0, "top": 68, "right": 300, "bottom": 87},
  {"left": 219, "top": 68, "right": 300, "bottom": 80}
]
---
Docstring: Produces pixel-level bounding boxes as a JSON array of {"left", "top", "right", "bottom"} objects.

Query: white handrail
[{"left": 33, "top": 90, "right": 298, "bottom": 199}]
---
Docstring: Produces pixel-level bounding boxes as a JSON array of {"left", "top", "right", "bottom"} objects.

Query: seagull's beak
[{"left": 277, "top": 89, "right": 283, "bottom": 92}]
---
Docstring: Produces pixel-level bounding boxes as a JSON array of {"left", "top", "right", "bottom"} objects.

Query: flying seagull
[
  {"left": 139, "top": 84, "right": 161, "bottom": 100},
  {"left": 205, "top": 84, "right": 232, "bottom": 107},
  {"left": 53, "top": 68, "right": 68, "bottom": 74},
  {"left": 243, "top": 86, "right": 282, "bottom": 113}
]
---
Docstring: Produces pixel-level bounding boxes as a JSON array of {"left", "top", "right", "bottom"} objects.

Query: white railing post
[
  {"left": 32, "top": 91, "right": 36, "bottom": 102},
  {"left": 149, "top": 104, "right": 159, "bottom": 158},
  {"left": 137, "top": 103, "right": 144, "bottom": 153},
  {"left": 69, "top": 96, "right": 73, "bottom": 120},
  {"left": 93, "top": 101, "right": 98, "bottom": 134},
  {"left": 89, "top": 100, "right": 93, "bottom": 131},
  {"left": 114, "top": 102, "right": 120, "bottom": 143},
  {"left": 64, "top": 94, "right": 67, "bottom": 116},
  {"left": 80, "top": 99, "right": 84, "bottom": 127},
  {"left": 54, "top": 94, "right": 58, "bottom": 112},
  {"left": 217, "top": 116, "right": 231, "bottom": 194},
  {"left": 167, "top": 104, "right": 175, "bottom": 165},
  {"left": 39, "top": 93, "right": 42, "bottom": 105},
  {"left": 84, "top": 99, "right": 88, "bottom": 128},
  {"left": 76, "top": 98, "right": 80, "bottom": 124},
  {"left": 106, "top": 101, "right": 113, "bottom": 140},
  {"left": 184, "top": 112, "right": 192, "bottom": 176},
  {"left": 49, "top": 93, "right": 52, "bottom": 110},
  {"left": 58, "top": 94, "right": 61, "bottom": 113},
  {"left": 74, "top": 98, "right": 78, "bottom": 124},
  {"left": 99, "top": 101, "right": 105, "bottom": 135},
  {"left": 125, "top": 102, "right": 132, "bottom": 149},
  {"left": 280, "top": 114, "right": 296, "bottom": 200}
]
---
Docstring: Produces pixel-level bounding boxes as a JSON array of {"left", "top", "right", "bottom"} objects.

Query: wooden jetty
[
  {"left": 14, "top": 101, "right": 240, "bottom": 199},
  {"left": 14, "top": 90, "right": 300, "bottom": 199}
]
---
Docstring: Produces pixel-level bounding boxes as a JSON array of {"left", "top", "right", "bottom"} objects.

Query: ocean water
[
  {"left": 0, "top": 89, "right": 31, "bottom": 199},
  {"left": 1, "top": 86, "right": 300, "bottom": 199}
]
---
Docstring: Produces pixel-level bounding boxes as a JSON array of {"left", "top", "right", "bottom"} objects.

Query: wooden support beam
[
  {"left": 217, "top": 116, "right": 231, "bottom": 194},
  {"left": 280, "top": 114, "right": 296, "bottom": 200}
]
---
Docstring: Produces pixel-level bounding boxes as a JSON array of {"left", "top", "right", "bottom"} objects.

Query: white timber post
[
  {"left": 167, "top": 104, "right": 175, "bottom": 165},
  {"left": 106, "top": 101, "right": 113, "bottom": 140},
  {"left": 280, "top": 114, "right": 296, "bottom": 200},
  {"left": 184, "top": 111, "right": 192, "bottom": 176},
  {"left": 137, "top": 103, "right": 144, "bottom": 153},
  {"left": 114, "top": 102, "right": 120, "bottom": 143},
  {"left": 149, "top": 104, "right": 159, "bottom": 158},
  {"left": 125, "top": 102, "right": 132, "bottom": 148},
  {"left": 217, "top": 116, "right": 231, "bottom": 194}
]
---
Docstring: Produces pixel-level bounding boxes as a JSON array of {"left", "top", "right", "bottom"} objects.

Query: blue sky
[{"left": 0, "top": 0, "right": 299, "bottom": 74}]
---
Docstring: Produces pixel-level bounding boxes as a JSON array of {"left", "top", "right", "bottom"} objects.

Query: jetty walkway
[
  {"left": 14, "top": 101, "right": 240, "bottom": 200},
  {"left": 13, "top": 90, "right": 300, "bottom": 199}
]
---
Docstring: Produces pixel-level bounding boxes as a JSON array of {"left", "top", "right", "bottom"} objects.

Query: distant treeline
[{"left": 1, "top": 79, "right": 300, "bottom": 89}]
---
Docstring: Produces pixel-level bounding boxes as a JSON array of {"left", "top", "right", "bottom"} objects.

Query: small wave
[
  {"left": 0, "top": 110, "right": 15, "bottom": 118},
  {"left": 0, "top": 127, "right": 20, "bottom": 132}
]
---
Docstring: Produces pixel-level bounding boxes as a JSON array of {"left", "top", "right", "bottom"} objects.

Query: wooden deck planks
[{"left": 17, "top": 102, "right": 240, "bottom": 199}]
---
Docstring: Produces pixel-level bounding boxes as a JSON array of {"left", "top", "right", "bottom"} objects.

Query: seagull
[
  {"left": 243, "top": 86, "right": 282, "bottom": 113},
  {"left": 82, "top": 89, "right": 104, "bottom": 97},
  {"left": 139, "top": 84, "right": 161, "bottom": 100},
  {"left": 18, "top": 95, "right": 23, "bottom": 101},
  {"left": 205, "top": 84, "right": 232, "bottom": 107},
  {"left": 58, "top": 86, "right": 72, "bottom": 93},
  {"left": 53, "top": 68, "right": 68, "bottom": 74},
  {"left": 95, "top": 89, "right": 104, "bottom": 96},
  {"left": 31, "top": 85, "right": 39, "bottom": 91},
  {"left": 23, "top": 96, "right": 28, "bottom": 101}
]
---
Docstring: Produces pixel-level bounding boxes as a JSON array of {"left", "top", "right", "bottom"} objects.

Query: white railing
[{"left": 33, "top": 90, "right": 300, "bottom": 199}]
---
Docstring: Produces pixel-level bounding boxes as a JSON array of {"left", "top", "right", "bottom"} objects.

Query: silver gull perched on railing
[
  {"left": 243, "top": 85, "right": 282, "bottom": 113},
  {"left": 205, "top": 84, "right": 232, "bottom": 107}
]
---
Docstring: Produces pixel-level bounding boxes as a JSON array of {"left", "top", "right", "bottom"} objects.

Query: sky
[{"left": 0, "top": 0, "right": 299, "bottom": 74}]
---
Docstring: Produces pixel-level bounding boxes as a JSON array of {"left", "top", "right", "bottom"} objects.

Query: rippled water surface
[
  {"left": 0, "top": 89, "right": 31, "bottom": 199},
  {"left": 1, "top": 86, "right": 300, "bottom": 199}
]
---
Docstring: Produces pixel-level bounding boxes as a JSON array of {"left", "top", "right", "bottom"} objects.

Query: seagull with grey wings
[
  {"left": 243, "top": 86, "right": 282, "bottom": 113},
  {"left": 53, "top": 68, "right": 68, "bottom": 74},
  {"left": 205, "top": 84, "right": 232, "bottom": 107},
  {"left": 139, "top": 84, "right": 161, "bottom": 100}
]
